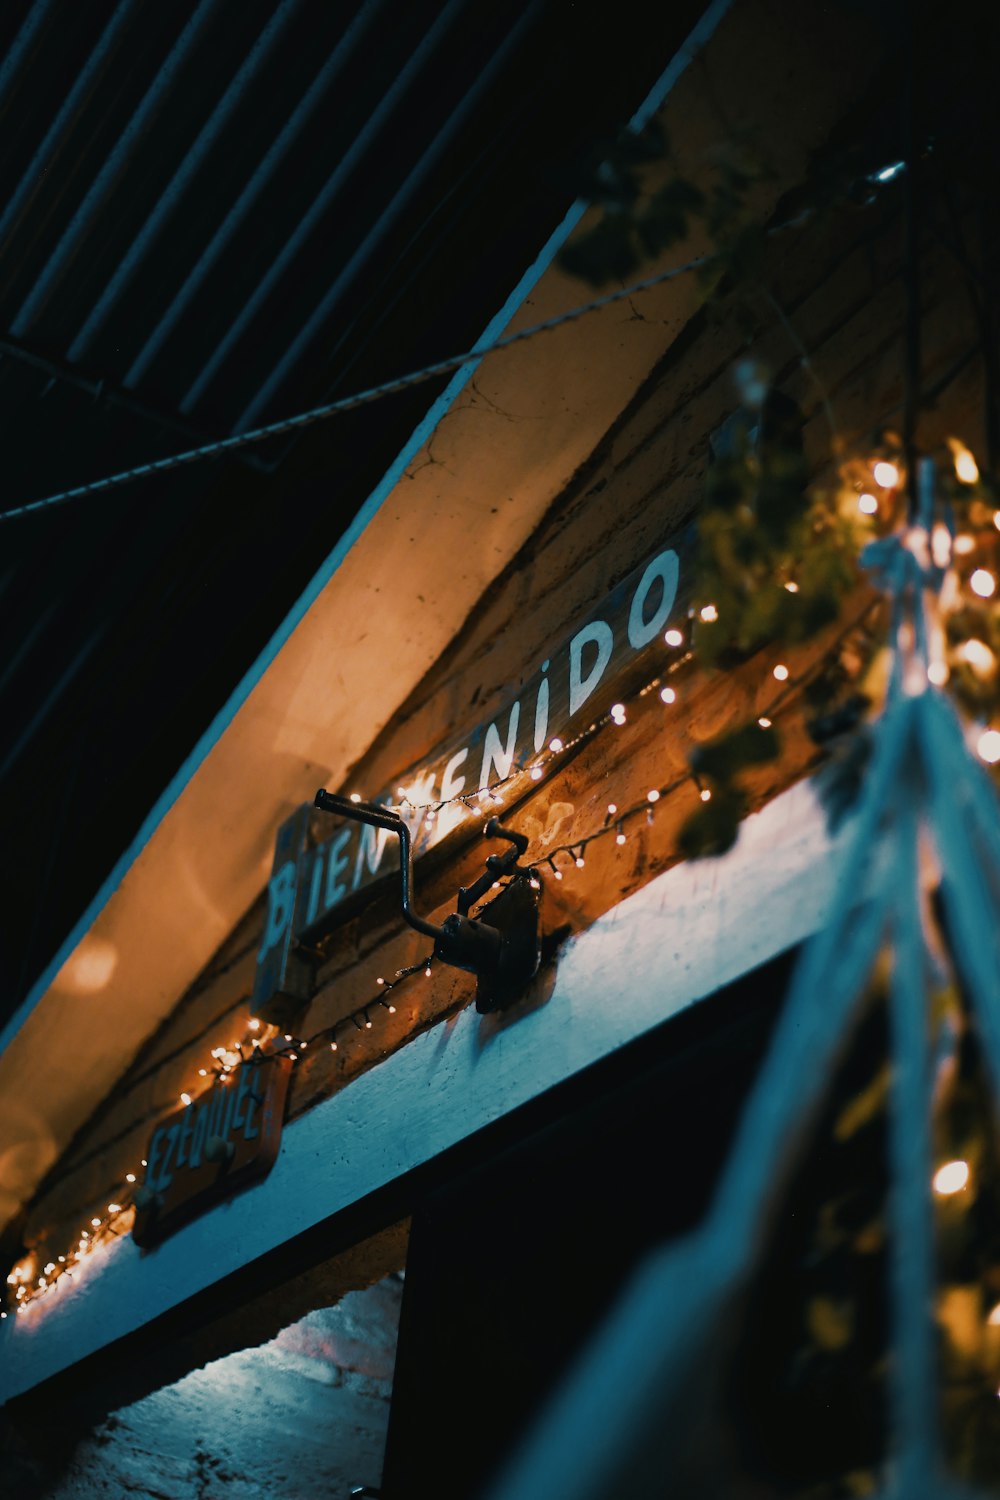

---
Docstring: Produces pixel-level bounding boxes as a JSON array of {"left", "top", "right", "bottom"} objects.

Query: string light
[
  {"left": 970, "top": 569, "right": 996, "bottom": 599},
  {"left": 977, "top": 729, "right": 1000, "bottom": 764},
  {"left": 758, "top": 716, "right": 772, "bottom": 728},
  {"left": 948, "top": 438, "right": 980, "bottom": 484},
  {"left": 700, "top": 789, "right": 712, "bottom": 803},
  {"left": 858, "top": 492, "right": 878, "bottom": 515},
  {"left": 933, "top": 1160, "right": 970, "bottom": 1195},
  {"left": 7, "top": 596, "right": 883, "bottom": 1315},
  {"left": 954, "top": 533, "right": 975, "bottom": 556},
  {"left": 773, "top": 664, "right": 789, "bottom": 682},
  {"left": 699, "top": 604, "right": 719, "bottom": 622},
  {"left": 873, "top": 460, "right": 900, "bottom": 488}
]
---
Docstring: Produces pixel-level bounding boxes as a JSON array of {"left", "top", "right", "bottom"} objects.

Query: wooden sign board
[
  {"left": 253, "top": 529, "right": 694, "bottom": 1020},
  {"left": 132, "top": 1054, "right": 292, "bottom": 1248}
]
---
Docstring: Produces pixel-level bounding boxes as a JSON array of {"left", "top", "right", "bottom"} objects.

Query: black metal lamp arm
[{"left": 313, "top": 789, "right": 443, "bottom": 942}]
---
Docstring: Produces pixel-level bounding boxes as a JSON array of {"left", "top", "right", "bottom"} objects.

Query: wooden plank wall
[{"left": 15, "top": 197, "right": 984, "bottom": 1292}]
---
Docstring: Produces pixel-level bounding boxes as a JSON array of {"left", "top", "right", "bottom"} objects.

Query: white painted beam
[{"left": 0, "top": 777, "right": 845, "bottom": 1405}]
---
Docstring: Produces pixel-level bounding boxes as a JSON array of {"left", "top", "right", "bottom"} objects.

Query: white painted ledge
[{"left": 0, "top": 776, "right": 844, "bottom": 1405}]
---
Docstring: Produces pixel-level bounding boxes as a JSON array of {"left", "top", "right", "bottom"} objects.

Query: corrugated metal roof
[{"left": 0, "top": 0, "right": 707, "bottom": 1019}]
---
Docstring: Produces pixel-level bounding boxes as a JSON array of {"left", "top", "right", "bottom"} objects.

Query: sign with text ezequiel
[
  {"left": 133, "top": 1053, "right": 292, "bottom": 1248},
  {"left": 253, "top": 532, "right": 693, "bottom": 1019}
]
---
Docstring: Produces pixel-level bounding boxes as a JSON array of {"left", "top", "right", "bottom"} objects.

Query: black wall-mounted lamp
[{"left": 313, "top": 790, "right": 541, "bottom": 1013}]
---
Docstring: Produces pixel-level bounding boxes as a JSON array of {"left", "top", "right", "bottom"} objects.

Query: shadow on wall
[{"left": 0, "top": 1272, "right": 403, "bottom": 1500}]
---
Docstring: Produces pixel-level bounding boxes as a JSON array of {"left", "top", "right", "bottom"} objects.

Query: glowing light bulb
[
  {"left": 376, "top": 976, "right": 385, "bottom": 986},
  {"left": 954, "top": 533, "right": 975, "bottom": 555},
  {"left": 971, "top": 569, "right": 996, "bottom": 598},
  {"left": 784, "top": 581, "right": 799, "bottom": 593},
  {"left": 660, "top": 686, "right": 676, "bottom": 704},
  {"left": 126, "top": 1174, "right": 136, "bottom": 1184},
  {"left": 611, "top": 703, "right": 626, "bottom": 720},
  {"left": 364, "top": 1020, "right": 372, "bottom": 1030},
  {"left": 330, "top": 1041, "right": 338, "bottom": 1052},
  {"left": 349, "top": 793, "right": 362, "bottom": 804},
  {"left": 180, "top": 1093, "right": 191, "bottom": 1106},
  {"left": 616, "top": 830, "right": 626, "bottom": 845},
  {"left": 933, "top": 1159, "right": 970, "bottom": 1195},
  {"left": 607, "top": 803, "right": 617, "bottom": 815},
  {"left": 927, "top": 661, "right": 949, "bottom": 686},
  {"left": 80, "top": 1232, "right": 89, "bottom": 1241},
  {"left": 977, "top": 729, "right": 1000, "bottom": 764},
  {"left": 388, "top": 1004, "right": 396, "bottom": 1015},
  {"left": 858, "top": 492, "right": 878, "bottom": 515},
  {"left": 699, "top": 604, "right": 719, "bottom": 622},
  {"left": 424, "top": 965, "right": 432, "bottom": 978},
  {"left": 575, "top": 854, "right": 585, "bottom": 868},
  {"left": 198, "top": 1068, "right": 207, "bottom": 1077},
  {"left": 758, "top": 717, "right": 772, "bottom": 728},
  {"left": 530, "top": 766, "right": 543, "bottom": 780},
  {"left": 773, "top": 664, "right": 789, "bottom": 682},
  {"left": 664, "top": 628, "right": 684, "bottom": 647},
  {"left": 931, "top": 524, "right": 952, "bottom": 568},
  {"left": 529, "top": 877, "right": 541, "bottom": 890},
  {"left": 948, "top": 438, "right": 980, "bottom": 484},
  {"left": 248, "top": 1018, "right": 260, "bottom": 1031},
  {"left": 700, "top": 789, "right": 712, "bottom": 803},
  {"left": 873, "top": 460, "right": 900, "bottom": 488},
  {"left": 553, "top": 868, "right": 563, "bottom": 880},
  {"left": 988, "top": 1302, "right": 1000, "bottom": 1326},
  {"left": 107, "top": 1204, "right": 121, "bottom": 1215},
  {"left": 91, "top": 1218, "right": 101, "bottom": 1228},
  {"left": 647, "top": 789, "right": 660, "bottom": 803},
  {"left": 962, "top": 639, "right": 996, "bottom": 674},
  {"left": 549, "top": 737, "right": 564, "bottom": 752}
]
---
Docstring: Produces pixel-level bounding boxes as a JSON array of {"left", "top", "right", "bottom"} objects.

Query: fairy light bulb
[
  {"left": 933, "top": 1159, "right": 970, "bottom": 1195},
  {"left": 927, "top": 661, "right": 949, "bottom": 686},
  {"left": 611, "top": 703, "right": 626, "bottom": 724},
  {"left": 948, "top": 438, "right": 979, "bottom": 484},
  {"left": 575, "top": 853, "right": 585, "bottom": 868},
  {"left": 664, "top": 628, "right": 683, "bottom": 647},
  {"left": 699, "top": 604, "right": 718, "bottom": 622},
  {"left": 107, "top": 1204, "right": 121, "bottom": 1215},
  {"left": 971, "top": 569, "right": 996, "bottom": 599},
  {"left": 784, "top": 581, "right": 799, "bottom": 594},
  {"left": 858, "top": 492, "right": 878, "bottom": 515},
  {"left": 660, "top": 686, "right": 676, "bottom": 704},
  {"left": 530, "top": 766, "right": 543, "bottom": 780},
  {"left": 349, "top": 792, "right": 362, "bottom": 804},
  {"left": 954, "top": 533, "right": 975, "bottom": 555},
  {"left": 549, "top": 737, "right": 563, "bottom": 753},
  {"left": 529, "top": 876, "right": 541, "bottom": 890},
  {"left": 773, "top": 664, "right": 789, "bottom": 682},
  {"left": 977, "top": 729, "right": 1000, "bottom": 764},
  {"left": 424, "top": 964, "right": 432, "bottom": 978},
  {"left": 616, "top": 822, "right": 626, "bottom": 845},
  {"left": 700, "top": 788, "right": 712, "bottom": 803},
  {"left": 988, "top": 1302, "right": 1000, "bottom": 1326},
  {"left": 607, "top": 803, "right": 617, "bottom": 815},
  {"left": 248, "top": 1018, "right": 260, "bottom": 1032},
  {"left": 180, "top": 1093, "right": 191, "bottom": 1106},
  {"left": 647, "top": 789, "right": 660, "bottom": 803},
  {"left": 758, "top": 716, "right": 772, "bottom": 729},
  {"left": 90, "top": 1218, "right": 101, "bottom": 1229},
  {"left": 125, "top": 1173, "right": 136, "bottom": 1183},
  {"left": 388, "top": 1003, "right": 396, "bottom": 1014},
  {"left": 962, "top": 639, "right": 996, "bottom": 674},
  {"left": 873, "top": 460, "right": 900, "bottom": 488}
]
